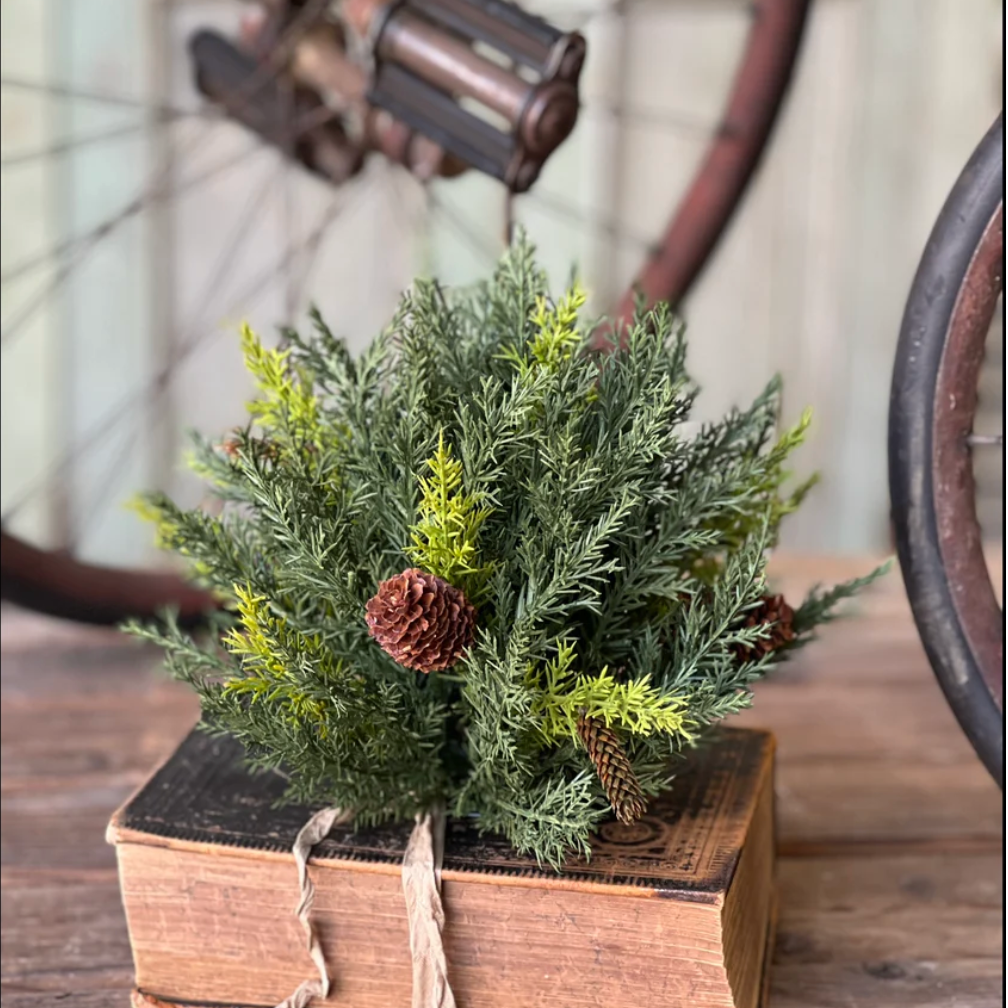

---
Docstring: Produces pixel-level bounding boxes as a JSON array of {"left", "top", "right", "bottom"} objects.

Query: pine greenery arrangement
[{"left": 128, "top": 235, "right": 885, "bottom": 868}]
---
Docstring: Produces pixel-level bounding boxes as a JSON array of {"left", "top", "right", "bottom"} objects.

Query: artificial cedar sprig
[{"left": 126, "top": 231, "right": 886, "bottom": 867}]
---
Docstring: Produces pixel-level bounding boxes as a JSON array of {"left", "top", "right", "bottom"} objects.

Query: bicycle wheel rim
[
  {"left": 888, "top": 113, "right": 1004, "bottom": 787},
  {"left": 1, "top": 0, "right": 810, "bottom": 626}
]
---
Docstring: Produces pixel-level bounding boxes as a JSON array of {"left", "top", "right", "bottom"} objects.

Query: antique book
[{"left": 110, "top": 726, "right": 776, "bottom": 1008}]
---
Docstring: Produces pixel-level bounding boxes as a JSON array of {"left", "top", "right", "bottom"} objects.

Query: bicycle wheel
[
  {"left": 889, "top": 113, "right": 1004, "bottom": 786},
  {"left": 1, "top": 0, "right": 809, "bottom": 625}
]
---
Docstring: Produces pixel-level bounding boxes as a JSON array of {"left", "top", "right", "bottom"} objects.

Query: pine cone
[
  {"left": 734, "top": 593, "right": 796, "bottom": 663},
  {"left": 577, "top": 712, "right": 646, "bottom": 824},
  {"left": 365, "top": 568, "right": 475, "bottom": 673},
  {"left": 221, "top": 433, "right": 280, "bottom": 463}
]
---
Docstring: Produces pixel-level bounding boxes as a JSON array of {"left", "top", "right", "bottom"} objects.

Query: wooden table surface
[{"left": 1, "top": 556, "right": 1003, "bottom": 1007}]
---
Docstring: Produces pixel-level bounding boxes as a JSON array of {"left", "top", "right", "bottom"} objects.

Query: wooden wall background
[{"left": 1, "top": 0, "right": 1003, "bottom": 566}]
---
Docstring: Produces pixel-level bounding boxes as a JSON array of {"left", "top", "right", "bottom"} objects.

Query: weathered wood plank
[
  {"left": 769, "top": 959, "right": 1004, "bottom": 1008},
  {"left": 769, "top": 851, "right": 1004, "bottom": 1007},
  {"left": 1, "top": 878, "right": 134, "bottom": 977},
  {"left": 776, "top": 854, "right": 1004, "bottom": 962},
  {"left": 0, "top": 691, "right": 196, "bottom": 781},
  {"left": 2, "top": 987, "right": 138, "bottom": 1008},
  {"left": 1, "top": 551, "right": 1003, "bottom": 1006}
]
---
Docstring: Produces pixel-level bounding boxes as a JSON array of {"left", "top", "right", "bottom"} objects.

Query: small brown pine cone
[
  {"left": 221, "top": 433, "right": 280, "bottom": 463},
  {"left": 733, "top": 593, "right": 796, "bottom": 663},
  {"left": 577, "top": 712, "right": 646, "bottom": 824},
  {"left": 365, "top": 568, "right": 475, "bottom": 673},
  {"left": 221, "top": 434, "right": 242, "bottom": 458}
]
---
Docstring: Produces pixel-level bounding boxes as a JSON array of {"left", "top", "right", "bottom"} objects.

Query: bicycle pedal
[
  {"left": 353, "top": 0, "right": 585, "bottom": 192},
  {"left": 189, "top": 30, "right": 363, "bottom": 184}
]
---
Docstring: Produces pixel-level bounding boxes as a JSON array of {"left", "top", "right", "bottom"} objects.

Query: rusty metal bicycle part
[
  {"left": 190, "top": 30, "right": 364, "bottom": 184},
  {"left": 615, "top": 0, "right": 811, "bottom": 318},
  {"left": 1, "top": 0, "right": 812, "bottom": 627},
  {"left": 0, "top": 531, "right": 211, "bottom": 627},
  {"left": 889, "top": 113, "right": 1004, "bottom": 787},
  {"left": 196, "top": 0, "right": 807, "bottom": 301},
  {"left": 348, "top": 0, "right": 585, "bottom": 192},
  {"left": 284, "top": 19, "right": 471, "bottom": 180},
  {"left": 287, "top": 20, "right": 369, "bottom": 108},
  {"left": 208, "top": 7, "right": 469, "bottom": 182},
  {"left": 196, "top": 0, "right": 583, "bottom": 188}
]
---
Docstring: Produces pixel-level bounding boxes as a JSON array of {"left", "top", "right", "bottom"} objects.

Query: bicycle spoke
[
  {"left": 269, "top": 174, "right": 382, "bottom": 325},
  {"left": 521, "top": 188, "right": 654, "bottom": 250},
  {"left": 1, "top": 186, "right": 366, "bottom": 528},
  {"left": 3, "top": 0, "right": 353, "bottom": 534},
  {"left": 178, "top": 163, "right": 280, "bottom": 338},
  {"left": 1, "top": 98, "right": 348, "bottom": 349},
  {"left": 385, "top": 164, "right": 429, "bottom": 238},
  {"left": 428, "top": 190, "right": 502, "bottom": 264},
  {"left": 70, "top": 422, "right": 144, "bottom": 552},
  {"left": 175, "top": 180, "right": 369, "bottom": 364},
  {"left": 967, "top": 434, "right": 1004, "bottom": 447},
  {"left": 0, "top": 138, "right": 271, "bottom": 346},
  {"left": 279, "top": 78, "right": 298, "bottom": 324},
  {"left": 2, "top": 0, "right": 339, "bottom": 299},
  {"left": 287, "top": 226, "right": 329, "bottom": 320},
  {"left": 172, "top": 183, "right": 371, "bottom": 389},
  {"left": 0, "top": 76, "right": 215, "bottom": 121},
  {"left": 1, "top": 122, "right": 230, "bottom": 287},
  {"left": 287, "top": 189, "right": 353, "bottom": 317},
  {"left": 2, "top": 38, "right": 339, "bottom": 290},
  {"left": 1, "top": 122, "right": 149, "bottom": 168},
  {"left": 584, "top": 103, "right": 714, "bottom": 138}
]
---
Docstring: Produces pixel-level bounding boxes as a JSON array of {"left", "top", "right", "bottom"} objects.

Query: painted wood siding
[{"left": 2, "top": 0, "right": 1002, "bottom": 562}]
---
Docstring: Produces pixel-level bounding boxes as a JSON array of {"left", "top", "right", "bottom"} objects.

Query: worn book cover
[{"left": 110, "top": 726, "right": 776, "bottom": 1008}]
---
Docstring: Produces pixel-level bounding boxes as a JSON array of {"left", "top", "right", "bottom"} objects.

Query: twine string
[
  {"left": 275, "top": 804, "right": 455, "bottom": 1008},
  {"left": 402, "top": 806, "right": 456, "bottom": 1008},
  {"left": 274, "top": 806, "right": 350, "bottom": 1008}
]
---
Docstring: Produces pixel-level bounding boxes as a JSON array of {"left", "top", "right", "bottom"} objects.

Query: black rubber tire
[{"left": 888, "top": 114, "right": 1004, "bottom": 788}]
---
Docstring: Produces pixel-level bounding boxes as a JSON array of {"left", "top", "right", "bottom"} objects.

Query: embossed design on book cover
[{"left": 117, "top": 727, "right": 771, "bottom": 893}]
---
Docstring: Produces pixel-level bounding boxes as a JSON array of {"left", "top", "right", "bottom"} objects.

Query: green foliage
[
  {"left": 407, "top": 432, "right": 492, "bottom": 595},
  {"left": 127, "top": 495, "right": 179, "bottom": 551},
  {"left": 128, "top": 233, "right": 886, "bottom": 867},
  {"left": 527, "top": 641, "right": 687, "bottom": 742},
  {"left": 220, "top": 584, "right": 338, "bottom": 736},
  {"left": 500, "top": 282, "right": 587, "bottom": 374},
  {"left": 241, "top": 322, "right": 318, "bottom": 436},
  {"left": 792, "top": 559, "right": 894, "bottom": 636}
]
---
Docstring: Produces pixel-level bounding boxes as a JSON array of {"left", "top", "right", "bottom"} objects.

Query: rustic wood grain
[
  {"left": 119, "top": 841, "right": 740, "bottom": 1008},
  {"left": 1, "top": 554, "right": 1003, "bottom": 1006}
]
